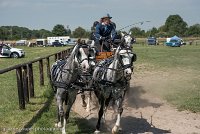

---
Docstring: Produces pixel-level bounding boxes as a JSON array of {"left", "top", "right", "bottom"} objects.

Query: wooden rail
[{"left": 0, "top": 48, "right": 72, "bottom": 109}]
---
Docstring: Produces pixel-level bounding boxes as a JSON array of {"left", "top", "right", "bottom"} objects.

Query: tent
[{"left": 170, "top": 35, "right": 181, "bottom": 41}]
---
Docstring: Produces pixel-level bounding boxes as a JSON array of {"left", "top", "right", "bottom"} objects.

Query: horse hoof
[
  {"left": 112, "top": 125, "right": 119, "bottom": 134},
  {"left": 58, "top": 122, "right": 62, "bottom": 128},
  {"left": 94, "top": 130, "right": 100, "bottom": 134},
  {"left": 62, "top": 129, "right": 66, "bottom": 134}
]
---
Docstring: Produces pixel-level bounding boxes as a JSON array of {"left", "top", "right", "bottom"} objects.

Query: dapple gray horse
[
  {"left": 81, "top": 32, "right": 135, "bottom": 111},
  {"left": 50, "top": 40, "right": 95, "bottom": 134},
  {"left": 92, "top": 33, "right": 136, "bottom": 134}
]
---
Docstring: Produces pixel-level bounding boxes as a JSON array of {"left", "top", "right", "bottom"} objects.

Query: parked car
[
  {"left": 165, "top": 36, "right": 185, "bottom": 47},
  {"left": 0, "top": 44, "right": 25, "bottom": 58},
  {"left": 147, "top": 37, "right": 157, "bottom": 45},
  {"left": 165, "top": 39, "right": 182, "bottom": 47},
  {"left": 65, "top": 39, "right": 76, "bottom": 45},
  {"left": 51, "top": 41, "right": 64, "bottom": 47}
]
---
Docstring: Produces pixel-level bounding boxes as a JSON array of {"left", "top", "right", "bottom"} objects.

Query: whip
[{"left": 118, "top": 21, "right": 151, "bottom": 31}]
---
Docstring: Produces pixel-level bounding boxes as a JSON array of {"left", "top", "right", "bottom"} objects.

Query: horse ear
[
  {"left": 77, "top": 39, "right": 81, "bottom": 44},
  {"left": 121, "top": 32, "right": 125, "bottom": 37},
  {"left": 129, "top": 31, "right": 132, "bottom": 35}
]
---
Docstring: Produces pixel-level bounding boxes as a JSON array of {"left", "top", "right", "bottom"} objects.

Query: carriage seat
[{"left": 95, "top": 51, "right": 114, "bottom": 61}]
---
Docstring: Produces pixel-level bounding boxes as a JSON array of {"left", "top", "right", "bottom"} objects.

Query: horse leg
[
  {"left": 55, "top": 88, "right": 65, "bottom": 128},
  {"left": 86, "top": 91, "right": 92, "bottom": 112},
  {"left": 95, "top": 96, "right": 105, "bottom": 133},
  {"left": 62, "top": 89, "right": 78, "bottom": 134},
  {"left": 112, "top": 97, "right": 123, "bottom": 134},
  {"left": 81, "top": 92, "right": 87, "bottom": 107},
  {"left": 103, "top": 94, "right": 112, "bottom": 122}
]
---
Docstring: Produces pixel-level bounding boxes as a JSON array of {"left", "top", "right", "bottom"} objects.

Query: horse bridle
[{"left": 118, "top": 48, "right": 134, "bottom": 70}]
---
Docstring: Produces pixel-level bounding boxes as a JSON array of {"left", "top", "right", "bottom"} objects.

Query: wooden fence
[{"left": 0, "top": 48, "right": 72, "bottom": 109}]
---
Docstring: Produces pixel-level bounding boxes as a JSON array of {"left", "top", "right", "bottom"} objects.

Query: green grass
[
  {"left": 133, "top": 44, "right": 200, "bottom": 112},
  {"left": 134, "top": 44, "right": 200, "bottom": 70}
]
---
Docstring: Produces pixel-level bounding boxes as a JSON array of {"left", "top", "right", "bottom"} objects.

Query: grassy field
[
  {"left": 133, "top": 44, "right": 200, "bottom": 112},
  {"left": 0, "top": 44, "right": 200, "bottom": 133}
]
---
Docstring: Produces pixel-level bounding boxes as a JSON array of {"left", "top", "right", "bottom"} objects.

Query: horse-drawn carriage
[{"left": 50, "top": 32, "right": 136, "bottom": 134}]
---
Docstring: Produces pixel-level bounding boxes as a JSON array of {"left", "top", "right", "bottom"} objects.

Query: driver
[{"left": 94, "top": 14, "right": 117, "bottom": 52}]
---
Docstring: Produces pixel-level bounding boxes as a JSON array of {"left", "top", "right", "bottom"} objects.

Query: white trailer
[
  {"left": 47, "top": 36, "right": 70, "bottom": 45},
  {"left": 36, "top": 39, "right": 47, "bottom": 46},
  {"left": 16, "top": 40, "right": 27, "bottom": 45}
]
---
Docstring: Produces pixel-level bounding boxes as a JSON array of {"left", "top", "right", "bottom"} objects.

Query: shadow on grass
[
  {"left": 16, "top": 91, "right": 95, "bottom": 134},
  {"left": 72, "top": 117, "right": 95, "bottom": 134},
  {"left": 16, "top": 92, "right": 55, "bottom": 134}
]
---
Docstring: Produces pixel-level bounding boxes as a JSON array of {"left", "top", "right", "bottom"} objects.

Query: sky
[{"left": 0, "top": 0, "right": 199, "bottom": 32}]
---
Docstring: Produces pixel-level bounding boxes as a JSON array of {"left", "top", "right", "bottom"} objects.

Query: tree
[
  {"left": 129, "top": 27, "right": 145, "bottom": 37},
  {"left": 72, "top": 27, "right": 88, "bottom": 38},
  {"left": 31, "top": 29, "right": 52, "bottom": 39},
  {"left": 164, "top": 14, "right": 187, "bottom": 36},
  {"left": 52, "top": 24, "right": 67, "bottom": 36},
  {"left": 185, "top": 24, "right": 200, "bottom": 37},
  {"left": 146, "top": 27, "right": 158, "bottom": 37}
]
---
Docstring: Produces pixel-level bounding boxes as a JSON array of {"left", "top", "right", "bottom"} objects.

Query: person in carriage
[{"left": 94, "top": 13, "right": 117, "bottom": 52}]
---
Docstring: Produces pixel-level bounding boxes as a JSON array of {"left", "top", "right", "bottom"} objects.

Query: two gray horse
[{"left": 50, "top": 33, "right": 136, "bottom": 134}]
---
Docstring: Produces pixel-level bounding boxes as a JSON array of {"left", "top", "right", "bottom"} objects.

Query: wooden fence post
[
  {"left": 55, "top": 54, "right": 57, "bottom": 61},
  {"left": 16, "top": 67, "right": 25, "bottom": 109},
  {"left": 28, "top": 64, "right": 34, "bottom": 97},
  {"left": 39, "top": 60, "right": 44, "bottom": 86},
  {"left": 46, "top": 57, "right": 50, "bottom": 78},
  {"left": 22, "top": 66, "right": 29, "bottom": 103},
  {"left": 57, "top": 53, "right": 60, "bottom": 59},
  {"left": 60, "top": 52, "right": 63, "bottom": 59}
]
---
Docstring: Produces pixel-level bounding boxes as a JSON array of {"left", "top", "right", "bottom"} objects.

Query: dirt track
[{"left": 72, "top": 72, "right": 200, "bottom": 134}]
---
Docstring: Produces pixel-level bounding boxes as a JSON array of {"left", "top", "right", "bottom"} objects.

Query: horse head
[
  {"left": 74, "top": 39, "right": 92, "bottom": 73},
  {"left": 116, "top": 42, "right": 136, "bottom": 80},
  {"left": 121, "top": 31, "right": 132, "bottom": 47}
]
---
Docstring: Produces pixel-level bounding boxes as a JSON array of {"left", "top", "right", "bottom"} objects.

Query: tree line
[{"left": 0, "top": 14, "right": 199, "bottom": 40}]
